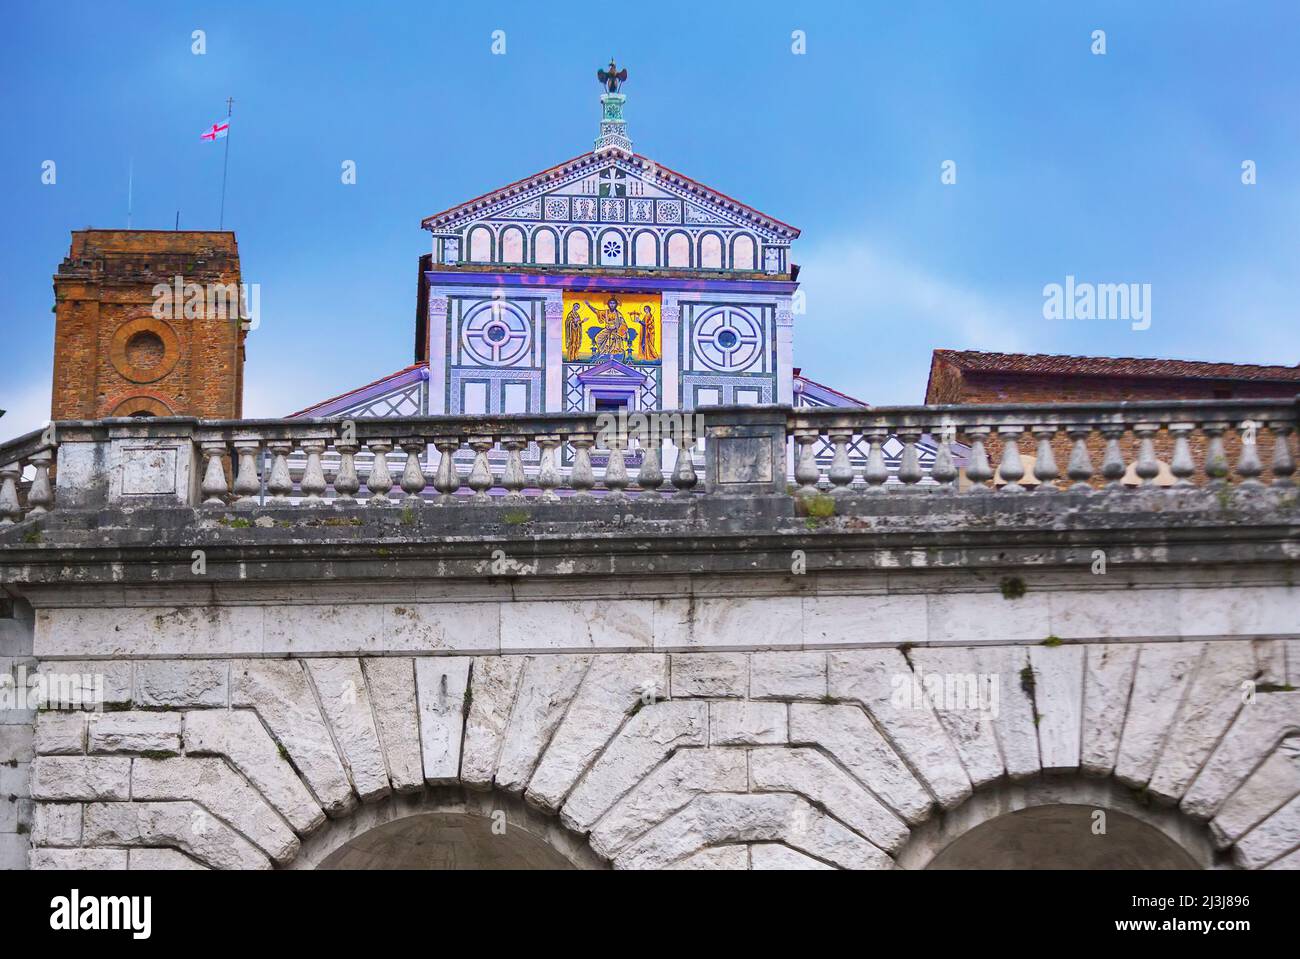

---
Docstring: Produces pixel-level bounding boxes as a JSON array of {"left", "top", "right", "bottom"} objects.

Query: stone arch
[
  {"left": 499, "top": 226, "right": 526, "bottom": 264},
  {"left": 730, "top": 233, "right": 757, "bottom": 271},
  {"left": 564, "top": 228, "right": 592, "bottom": 265},
  {"left": 632, "top": 229, "right": 659, "bottom": 267},
  {"left": 531, "top": 227, "right": 558, "bottom": 265},
  {"left": 896, "top": 777, "right": 1217, "bottom": 869},
  {"left": 25, "top": 644, "right": 1300, "bottom": 871},
  {"left": 467, "top": 226, "right": 493, "bottom": 263},
  {"left": 291, "top": 788, "right": 606, "bottom": 870},
  {"left": 665, "top": 230, "right": 691, "bottom": 268},
  {"left": 108, "top": 391, "right": 175, "bottom": 417},
  {"left": 698, "top": 232, "right": 724, "bottom": 269}
]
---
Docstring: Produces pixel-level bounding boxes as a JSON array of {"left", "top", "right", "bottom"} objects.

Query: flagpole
[{"left": 218, "top": 97, "right": 233, "bottom": 230}]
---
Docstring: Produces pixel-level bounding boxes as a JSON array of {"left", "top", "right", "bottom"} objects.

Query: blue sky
[{"left": 2, "top": 1, "right": 1298, "bottom": 431}]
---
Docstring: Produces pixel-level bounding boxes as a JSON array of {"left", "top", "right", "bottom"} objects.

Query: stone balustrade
[
  {"left": 0, "top": 397, "right": 1295, "bottom": 519},
  {"left": 0, "top": 428, "right": 55, "bottom": 526}
]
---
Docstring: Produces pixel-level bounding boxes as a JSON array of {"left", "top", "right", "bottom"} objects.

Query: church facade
[{"left": 296, "top": 64, "right": 859, "bottom": 421}]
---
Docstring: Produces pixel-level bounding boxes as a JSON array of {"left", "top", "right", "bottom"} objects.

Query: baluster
[
  {"left": 995, "top": 426, "right": 1024, "bottom": 492},
  {"left": 433, "top": 437, "right": 463, "bottom": 503},
  {"left": 1099, "top": 426, "right": 1127, "bottom": 488},
  {"left": 897, "top": 429, "right": 923, "bottom": 486},
  {"left": 1066, "top": 427, "right": 1095, "bottom": 490},
  {"left": 1202, "top": 422, "right": 1229, "bottom": 484},
  {"left": 266, "top": 441, "right": 294, "bottom": 504},
  {"left": 365, "top": 439, "right": 395, "bottom": 505},
  {"left": 670, "top": 435, "right": 698, "bottom": 497},
  {"left": 929, "top": 425, "right": 957, "bottom": 489},
  {"left": 501, "top": 436, "right": 528, "bottom": 502},
  {"left": 25, "top": 450, "right": 53, "bottom": 515},
  {"left": 863, "top": 428, "right": 889, "bottom": 490},
  {"left": 603, "top": 431, "right": 629, "bottom": 501},
  {"left": 1031, "top": 426, "right": 1059, "bottom": 491},
  {"left": 793, "top": 430, "right": 821, "bottom": 497},
  {"left": 1269, "top": 421, "right": 1295, "bottom": 487},
  {"left": 0, "top": 463, "right": 20, "bottom": 525},
  {"left": 200, "top": 441, "right": 230, "bottom": 505},
  {"left": 399, "top": 438, "right": 427, "bottom": 503},
  {"left": 1169, "top": 423, "right": 1195, "bottom": 487},
  {"left": 334, "top": 443, "right": 360, "bottom": 503},
  {"left": 1235, "top": 420, "right": 1263, "bottom": 487},
  {"left": 965, "top": 427, "right": 993, "bottom": 491},
  {"left": 635, "top": 438, "right": 664, "bottom": 497},
  {"left": 570, "top": 434, "right": 596, "bottom": 500},
  {"left": 535, "top": 436, "right": 562, "bottom": 503},
  {"left": 300, "top": 439, "right": 328, "bottom": 504},
  {"left": 467, "top": 437, "right": 496, "bottom": 502},
  {"left": 827, "top": 430, "right": 856, "bottom": 494},
  {"left": 1133, "top": 423, "right": 1160, "bottom": 487},
  {"left": 232, "top": 439, "right": 262, "bottom": 506}
]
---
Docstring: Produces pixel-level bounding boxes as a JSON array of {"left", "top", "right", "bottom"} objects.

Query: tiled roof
[{"left": 933, "top": 350, "right": 1300, "bottom": 382}]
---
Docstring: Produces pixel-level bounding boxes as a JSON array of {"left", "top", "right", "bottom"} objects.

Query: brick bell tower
[{"left": 51, "top": 230, "right": 248, "bottom": 420}]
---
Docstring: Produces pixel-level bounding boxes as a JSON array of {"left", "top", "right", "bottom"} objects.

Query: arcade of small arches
[{"left": 459, "top": 223, "right": 769, "bottom": 272}]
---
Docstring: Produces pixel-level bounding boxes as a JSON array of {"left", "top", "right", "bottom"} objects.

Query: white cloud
[
  {"left": 0, "top": 377, "right": 54, "bottom": 439},
  {"left": 793, "top": 238, "right": 1025, "bottom": 404}
]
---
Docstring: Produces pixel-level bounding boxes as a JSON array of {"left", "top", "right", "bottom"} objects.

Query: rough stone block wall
[
  {"left": 0, "top": 599, "right": 35, "bottom": 870},
  {"left": 21, "top": 641, "right": 1300, "bottom": 870}
]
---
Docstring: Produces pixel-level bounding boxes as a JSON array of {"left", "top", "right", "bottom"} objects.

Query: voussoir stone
[
  {"left": 749, "top": 745, "right": 909, "bottom": 854},
  {"left": 307, "top": 658, "right": 391, "bottom": 802},
  {"left": 561, "top": 699, "right": 707, "bottom": 834},
  {"left": 232, "top": 660, "right": 355, "bottom": 817},
  {"left": 183, "top": 709, "right": 325, "bottom": 835},
  {"left": 414, "top": 657, "right": 471, "bottom": 785},
  {"left": 460, "top": 655, "right": 525, "bottom": 790},
  {"left": 788, "top": 702, "right": 932, "bottom": 825},
  {"left": 829, "top": 649, "right": 972, "bottom": 809},
  {"left": 361, "top": 658, "right": 424, "bottom": 793},
  {"left": 590, "top": 747, "right": 747, "bottom": 859},
  {"left": 527, "top": 653, "right": 668, "bottom": 812},
  {"left": 131, "top": 757, "right": 300, "bottom": 863},
  {"left": 496, "top": 655, "right": 590, "bottom": 793}
]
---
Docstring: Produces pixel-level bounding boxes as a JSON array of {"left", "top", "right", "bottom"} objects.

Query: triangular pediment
[
  {"left": 576, "top": 358, "right": 650, "bottom": 385},
  {"left": 421, "top": 150, "right": 798, "bottom": 240}
]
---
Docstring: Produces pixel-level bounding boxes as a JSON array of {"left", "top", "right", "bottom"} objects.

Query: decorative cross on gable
[{"left": 599, "top": 169, "right": 626, "bottom": 197}]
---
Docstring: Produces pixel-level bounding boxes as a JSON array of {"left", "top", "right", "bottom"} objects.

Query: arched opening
[
  {"left": 291, "top": 788, "right": 606, "bottom": 871},
  {"left": 896, "top": 777, "right": 1221, "bottom": 871},
  {"left": 927, "top": 805, "right": 1199, "bottom": 869}
]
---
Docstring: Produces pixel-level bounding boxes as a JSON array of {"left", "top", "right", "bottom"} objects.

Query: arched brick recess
[{"left": 108, "top": 392, "right": 175, "bottom": 417}]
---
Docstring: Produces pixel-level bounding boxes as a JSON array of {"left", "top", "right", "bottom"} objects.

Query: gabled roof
[
  {"left": 793, "top": 369, "right": 869, "bottom": 408},
  {"left": 931, "top": 349, "right": 1300, "bottom": 383},
  {"left": 289, "top": 362, "right": 428, "bottom": 418},
  {"left": 420, "top": 147, "right": 800, "bottom": 239}
]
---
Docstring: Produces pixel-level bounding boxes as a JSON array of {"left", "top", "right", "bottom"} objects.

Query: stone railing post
[{"left": 703, "top": 408, "right": 787, "bottom": 496}]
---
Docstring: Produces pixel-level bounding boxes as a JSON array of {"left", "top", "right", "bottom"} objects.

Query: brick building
[
  {"left": 51, "top": 230, "right": 248, "bottom": 420},
  {"left": 925, "top": 350, "right": 1300, "bottom": 486}
]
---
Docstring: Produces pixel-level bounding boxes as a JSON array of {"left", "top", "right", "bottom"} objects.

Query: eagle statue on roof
[{"left": 597, "top": 58, "right": 628, "bottom": 94}]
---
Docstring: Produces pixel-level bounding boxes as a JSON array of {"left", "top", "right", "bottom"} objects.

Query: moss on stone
[{"left": 1000, "top": 576, "right": 1027, "bottom": 600}]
